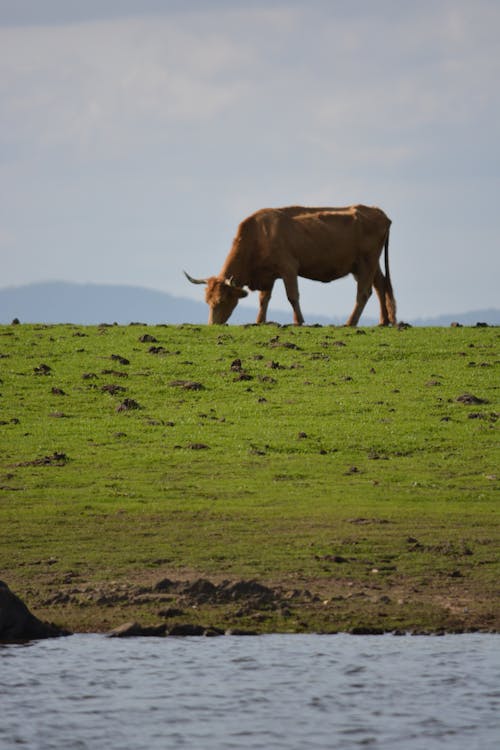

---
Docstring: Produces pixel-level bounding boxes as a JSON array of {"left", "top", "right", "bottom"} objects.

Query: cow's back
[{"left": 222, "top": 205, "right": 390, "bottom": 287}]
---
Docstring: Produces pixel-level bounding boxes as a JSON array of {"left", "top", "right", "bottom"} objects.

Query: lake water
[{"left": 1, "top": 633, "right": 498, "bottom": 750}]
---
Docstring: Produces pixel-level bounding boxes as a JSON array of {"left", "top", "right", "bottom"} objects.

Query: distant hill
[{"left": 0, "top": 281, "right": 498, "bottom": 327}]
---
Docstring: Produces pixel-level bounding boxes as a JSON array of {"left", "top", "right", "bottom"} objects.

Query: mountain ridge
[{"left": 0, "top": 281, "right": 498, "bottom": 327}]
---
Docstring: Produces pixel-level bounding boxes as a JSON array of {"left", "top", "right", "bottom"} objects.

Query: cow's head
[{"left": 184, "top": 271, "right": 248, "bottom": 324}]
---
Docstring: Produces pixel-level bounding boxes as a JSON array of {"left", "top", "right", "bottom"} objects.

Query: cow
[{"left": 184, "top": 204, "right": 396, "bottom": 326}]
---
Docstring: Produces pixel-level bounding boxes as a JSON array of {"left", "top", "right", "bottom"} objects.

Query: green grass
[{"left": 0, "top": 322, "right": 498, "bottom": 633}]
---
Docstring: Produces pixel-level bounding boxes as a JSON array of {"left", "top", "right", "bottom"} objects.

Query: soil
[{"left": 16, "top": 568, "right": 500, "bottom": 636}]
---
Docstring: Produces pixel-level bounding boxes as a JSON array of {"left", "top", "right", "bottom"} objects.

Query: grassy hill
[{"left": 0, "top": 322, "right": 498, "bottom": 634}]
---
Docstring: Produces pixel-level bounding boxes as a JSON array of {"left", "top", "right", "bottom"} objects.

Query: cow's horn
[
  {"left": 224, "top": 277, "right": 238, "bottom": 287},
  {"left": 183, "top": 270, "right": 207, "bottom": 285}
]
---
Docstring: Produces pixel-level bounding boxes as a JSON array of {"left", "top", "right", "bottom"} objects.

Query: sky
[{"left": 1, "top": 0, "right": 499, "bottom": 322}]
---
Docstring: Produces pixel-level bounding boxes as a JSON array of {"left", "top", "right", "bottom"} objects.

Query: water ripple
[{"left": 0, "top": 634, "right": 498, "bottom": 750}]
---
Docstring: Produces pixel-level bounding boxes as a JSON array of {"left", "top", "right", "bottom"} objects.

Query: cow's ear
[{"left": 237, "top": 288, "right": 249, "bottom": 298}]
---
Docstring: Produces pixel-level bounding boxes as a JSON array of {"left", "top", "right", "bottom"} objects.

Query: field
[{"left": 0, "top": 322, "right": 498, "bottom": 634}]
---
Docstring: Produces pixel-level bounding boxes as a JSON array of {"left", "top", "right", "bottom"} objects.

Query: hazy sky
[{"left": 1, "top": 0, "right": 499, "bottom": 321}]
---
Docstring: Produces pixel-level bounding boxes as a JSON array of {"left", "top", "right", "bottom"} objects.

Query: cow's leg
[
  {"left": 373, "top": 265, "right": 390, "bottom": 326},
  {"left": 282, "top": 273, "right": 304, "bottom": 325},
  {"left": 256, "top": 285, "right": 274, "bottom": 324},
  {"left": 346, "top": 271, "right": 373, "bottom": 327}
]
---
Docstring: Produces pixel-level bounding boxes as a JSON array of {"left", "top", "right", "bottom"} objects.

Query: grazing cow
[{"left": 184, "top": 204, "right": 396, "bottom": 326}]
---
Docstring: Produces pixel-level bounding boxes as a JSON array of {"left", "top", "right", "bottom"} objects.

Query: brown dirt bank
[{"left": 10, "top": 568, "right": 500, "bottom": 636}]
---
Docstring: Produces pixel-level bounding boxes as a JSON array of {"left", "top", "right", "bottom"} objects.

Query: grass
[{"left": 0, "top": 322, "right": 498, "bottom": 634}]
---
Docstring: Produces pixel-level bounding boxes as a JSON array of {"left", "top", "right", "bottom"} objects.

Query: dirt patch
[
  {"left": 15, "top": 452, "right": 68, "bottom": 467},
  {"left": 138, "top": 334, "right": 158, "bottom": 343},
  {"left": 101, "top": 369, "right": 128, "bottom": 378},
  {"left": 34, "top": 363, "right": 51, "bottom": 375},
  {"left": 110, "top": 354, "right": 130, "bottom": 365},
  {"left": 150, "top": 577, "right": 307, "bottom": 610},
  {"left": 25, "top": 567, "right": 500, "bottom": 634},
  {"left": 116, "top": 399, "right": 141, "bottom": 412},
  {"left": 48, "top": 577, "right": 306, "bottom": 612},
  {"left": 455, "top": 393, "right": 488, "bottom": 405},
  {"left": 101, "top": 384, "right": 127, "bottom": 395},
  {"left": 169, "top": 380, "right": 204, "bottom": 390}
]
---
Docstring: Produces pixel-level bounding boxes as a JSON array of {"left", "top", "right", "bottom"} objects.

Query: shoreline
[{"left": 10, "top": 571, "right": 499, "bottom": 640}]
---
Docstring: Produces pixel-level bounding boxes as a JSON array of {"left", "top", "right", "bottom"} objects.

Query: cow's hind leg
[
  {"left": 256, "top": 286, "right": 274, "bottom": 324},
  {"left": 346, "top": 271, "right": 373, "bottom": 327},
  {"left": 282, "top": 273, "right": 304, "bottom": 325},
  {"left": 373, "top": 265, "right": 390, "bottom": 326}
]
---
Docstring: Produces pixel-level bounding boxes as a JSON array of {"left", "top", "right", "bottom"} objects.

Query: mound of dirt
[
  {"left": 152, "top": 578, "right": 281, "bottom": 607},
  {"left": 15, "top": 452, "right": 68, "bottom": 467}
]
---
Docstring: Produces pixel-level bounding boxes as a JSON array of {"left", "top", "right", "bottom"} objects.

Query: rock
[
  {"left": 349, "top": 626, "right": 385, "bottom": 635},
  {"left": 108, "top": 621, "right": 167, "bottom": 637},
  {"left": 0, "top": 581, "right": 69, "bottom": 642},
  {"left": 203, "top": 627, "right": 224, "bottom": 637},
  {"left": 168, "top": 623, "right": 206, "bottom": 636},
  {"left": 224, "top": 628, "right": 258, "bottom": 636}
]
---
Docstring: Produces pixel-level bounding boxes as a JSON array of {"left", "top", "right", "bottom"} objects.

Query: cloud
[
  {"left": 0, "top": 2, "right": 499, "bottom": 317},
  {"left": 1, "top": 2, "right": 498, "bottom": 168},
  {"left": 0, "top": 17, "right": 259, "bottom": 156}
]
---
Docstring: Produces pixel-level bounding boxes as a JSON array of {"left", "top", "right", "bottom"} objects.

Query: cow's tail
[{"left": 384, "top": 226, "right": 397, "bottom": 325}]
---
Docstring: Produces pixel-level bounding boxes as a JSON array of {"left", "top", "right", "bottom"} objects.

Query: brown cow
[{"left": 184, "top": 204, "right": 396, "bottom": 326}]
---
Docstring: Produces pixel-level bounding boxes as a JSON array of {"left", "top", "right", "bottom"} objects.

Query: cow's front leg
[
  {"left": 282, "top": 273, "right": 304, "bottom": 325},
  {"left": 256, "top": 286, "right": 274, "bottom": 324}
]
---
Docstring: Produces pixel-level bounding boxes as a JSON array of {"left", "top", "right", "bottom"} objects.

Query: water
[{"left": 1, "top": 633, "right": 498, "bottom": 750}]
